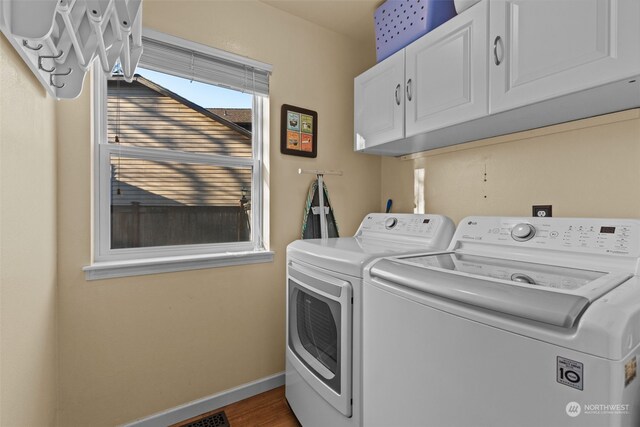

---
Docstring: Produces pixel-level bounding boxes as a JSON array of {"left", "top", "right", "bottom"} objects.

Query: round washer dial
[
  {"left": 385, "top": 217, "right": 398, "bottom": 229},
  {"left": 511, "top": 223, "right": 536, "bottom": 241}
]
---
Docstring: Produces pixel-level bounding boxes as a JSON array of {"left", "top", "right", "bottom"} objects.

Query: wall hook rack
[
  {"left": 22, "top": 40, "right": 43, "bottom": 51},
  {"left": 0, "top": 0, "right": 144, "bottom": 100},
  {"left": 38, "top": 51, "right": 64, "bottom": 72},
  {"left": 50, "top": 68, "right": 73, "bottom": 88}
]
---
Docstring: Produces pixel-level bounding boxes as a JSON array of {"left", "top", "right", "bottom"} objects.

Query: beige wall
[
  {"left": 56, "top": 1, "right": 379, "bottom": 425},
  {"left": 381, "top": 109, "right": 640, "bottom": 223},
  {"left": 2, "top": 2, "right": 640, "bottom": 426},
  {"left": 0, "top": 37, "right": 58, "bottom": 426}
]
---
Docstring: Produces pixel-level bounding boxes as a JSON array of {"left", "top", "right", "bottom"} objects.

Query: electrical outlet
[{"left": 533, "top": 205, "right": 552, "bottom": 218}]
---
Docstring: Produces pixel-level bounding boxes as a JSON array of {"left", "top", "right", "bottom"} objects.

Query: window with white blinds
[
  {"left": 140, "top": 29, "right": 271, "bottom": 96},
  {"left": 86, "top": 28, "right": 273, "bottom": 280}
]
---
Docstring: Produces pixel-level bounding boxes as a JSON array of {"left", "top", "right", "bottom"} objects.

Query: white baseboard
[{"left": 121, "top": 371, "right": 285, "bottom": 427}]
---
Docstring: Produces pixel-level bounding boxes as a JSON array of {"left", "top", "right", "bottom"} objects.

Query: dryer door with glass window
[{"left": 286, "top": 261, "right": 352, "bottom": 417}]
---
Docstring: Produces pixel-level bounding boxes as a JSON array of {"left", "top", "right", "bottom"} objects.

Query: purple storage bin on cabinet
[{"left": 375, "top": 0, "right": 457, "bottom": 62}]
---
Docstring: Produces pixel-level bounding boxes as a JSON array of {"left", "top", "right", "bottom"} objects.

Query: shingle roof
[{"left": 208, "top": 108, "right": 252, "bottom": 125}]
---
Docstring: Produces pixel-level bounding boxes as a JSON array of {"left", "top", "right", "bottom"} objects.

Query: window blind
[{"left": 139, "top": 34, "right": 270, "bottom": 96}]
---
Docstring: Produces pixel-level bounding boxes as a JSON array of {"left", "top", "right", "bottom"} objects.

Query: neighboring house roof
[
  {"left": 108, "top": 75, "right": 252, "bottom": 207},
  {"left": 208, "top": 108, "right": 252, "bottom": 131}
]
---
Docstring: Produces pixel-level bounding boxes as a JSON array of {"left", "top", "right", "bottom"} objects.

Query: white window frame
[{"left": 84, "top": 30, "right": 272, "bottom": 280}]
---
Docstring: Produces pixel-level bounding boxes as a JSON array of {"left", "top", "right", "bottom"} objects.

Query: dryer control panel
[
  {"left": 358, "top": 213, "right": 438, "bottom": 235},
  {"left": 455, "top": 217, "right": 640, "bottom": 257},
  {"left": 356, "top": 213, "right": 454, "bottom": 240}
]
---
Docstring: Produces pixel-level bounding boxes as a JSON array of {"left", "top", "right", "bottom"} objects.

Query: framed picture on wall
[{"left": 280, "top": 104, "right": 317, "bottom": 158}]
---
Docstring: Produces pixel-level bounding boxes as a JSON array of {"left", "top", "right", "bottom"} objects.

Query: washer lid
[{"left": 370, "top": 253, "right": 632, "bottom": 328}]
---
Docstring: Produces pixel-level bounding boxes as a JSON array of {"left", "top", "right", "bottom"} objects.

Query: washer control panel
[{"left": 456, "top": 217, "right": 640, "bottom": 256}]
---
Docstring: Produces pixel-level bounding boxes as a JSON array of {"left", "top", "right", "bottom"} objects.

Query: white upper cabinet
[
  {"left": 405, "top": 0, "right": 488, "bottom": 136},
  {"left": 490, "top": 0, "right": 640, "bottom": 113},
  {"left": 355, "top": 3, "right": 488, "bottom": 152},
  {"left": 354, "top": 0, "right": 640, "bottom": 155},
  {"left": 354, "top": 49, "right": 405, "bottom": 151}
]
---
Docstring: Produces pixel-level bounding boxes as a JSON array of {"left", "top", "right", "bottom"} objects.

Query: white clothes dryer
[
  {"left": 363, "top": 216, "right": 640, "bottom": 427},
  {"left": 285, "top": 213, "right": 455, "bottom": 427}
]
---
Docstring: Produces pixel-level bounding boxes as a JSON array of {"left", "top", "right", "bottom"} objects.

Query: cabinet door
[
  {"left": 354, "top": 49, "right": 405, "bottom": 151},
  {"left": 405, "top": 1, "right": 489, "bottom": 137},
  {"left": 490, "top": 0, "right": 640, "bottom": 113}
]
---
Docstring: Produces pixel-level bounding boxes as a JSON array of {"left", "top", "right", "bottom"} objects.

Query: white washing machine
[
  {"left": 363, "top": 216, "right": 640, "bottom": 427},
  {"left": 285, "top": 213, "right": 455, "bottom": 427}
]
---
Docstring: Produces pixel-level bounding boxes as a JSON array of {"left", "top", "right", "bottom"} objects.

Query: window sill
[{"left": 83, "top": 250, "right": 275, "bottom": 281}]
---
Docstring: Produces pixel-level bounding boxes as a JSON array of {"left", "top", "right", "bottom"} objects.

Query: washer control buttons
[
  {"left": 511, "top": 223, "right": 536, "bottom": 241},
  {"left": 385, "top": 217, "right": 398, "bottom": 229}
]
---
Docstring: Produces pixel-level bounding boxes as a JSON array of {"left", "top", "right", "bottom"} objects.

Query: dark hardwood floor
[{"left": 172, "top": 386, "right": 301, "bottom": 427}]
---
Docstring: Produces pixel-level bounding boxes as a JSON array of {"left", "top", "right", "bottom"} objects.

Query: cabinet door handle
[
  {"left": 395, "top": 83, "right": 401, "bottom": 105},
  {"left": 493, "top": 35, "right": 504, "bottom": 66},
  {"left": 406, "top": 79, "right": 413, "bottom": 101}
]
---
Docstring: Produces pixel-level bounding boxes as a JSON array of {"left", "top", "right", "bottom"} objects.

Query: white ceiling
[{"left": 261, "top": 0, "right": 381, "bottom": 43}]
